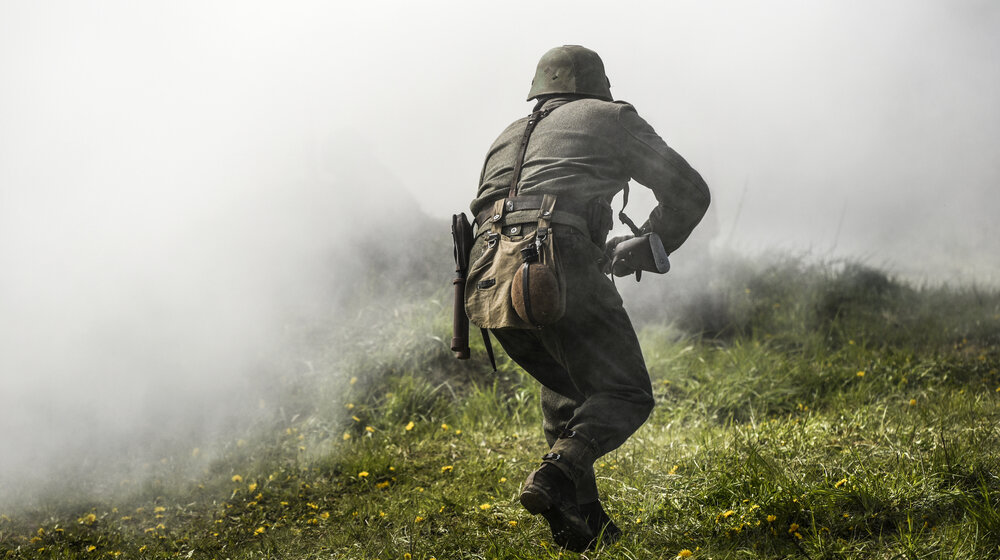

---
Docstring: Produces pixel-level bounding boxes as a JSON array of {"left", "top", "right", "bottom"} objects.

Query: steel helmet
[{"left": 527, "top": 45, "right": 612, "bottom": 102}]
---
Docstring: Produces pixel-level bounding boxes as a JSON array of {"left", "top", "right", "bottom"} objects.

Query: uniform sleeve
[{"left": 616, "top": 104, "right": 710, "bottom": 254}]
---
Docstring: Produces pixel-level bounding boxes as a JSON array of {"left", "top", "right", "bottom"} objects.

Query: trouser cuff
[{"left": 543, "top": 430, "right": 600, "bottom": 486}]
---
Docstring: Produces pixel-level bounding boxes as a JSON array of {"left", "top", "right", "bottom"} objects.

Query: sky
[{"left": 1, "top": 0, "right": 998, "bottom": 495}]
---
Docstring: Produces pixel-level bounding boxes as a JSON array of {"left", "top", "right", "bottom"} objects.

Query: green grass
[{"left": 2, "top": 256, "right": 1000, "bottom": 559}]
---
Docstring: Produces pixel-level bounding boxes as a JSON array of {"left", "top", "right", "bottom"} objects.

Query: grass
[{"left": 2, "top": 254, "right": 999, "bottom": 559}]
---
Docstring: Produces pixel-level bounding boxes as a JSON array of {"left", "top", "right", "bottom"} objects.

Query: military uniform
[{"left": 469, "top": 46, "right": 709, "bottom": 550}]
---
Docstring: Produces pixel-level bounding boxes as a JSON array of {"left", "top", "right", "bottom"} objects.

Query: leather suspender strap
[{"left": 508, "top": 108, "right": 553, "bottom": 198}]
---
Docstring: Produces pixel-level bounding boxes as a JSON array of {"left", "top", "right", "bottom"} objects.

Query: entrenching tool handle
[
  {"left": 451, "top": 213, "right": 474, "bottom": 359},
  {"left": 452, "top": 274, "right": 470, "bottom": 359}
]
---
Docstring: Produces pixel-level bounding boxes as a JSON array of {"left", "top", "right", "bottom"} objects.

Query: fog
[{"left": 2, "top": 1, "right": 998, "bottom": 503}]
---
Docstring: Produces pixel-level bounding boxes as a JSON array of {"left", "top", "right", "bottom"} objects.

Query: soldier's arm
[{"left": 616, "top": 104, "right": 710, "bottom": 254}]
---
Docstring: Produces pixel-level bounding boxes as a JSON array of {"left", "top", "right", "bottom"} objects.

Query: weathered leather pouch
[{"left": 466, "top": 194, "right": 565, "bottom": 329}]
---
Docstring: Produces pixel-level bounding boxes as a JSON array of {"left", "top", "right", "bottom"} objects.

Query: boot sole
[{"left": 519, "top": 487, "right": 554, "bottom": 515}]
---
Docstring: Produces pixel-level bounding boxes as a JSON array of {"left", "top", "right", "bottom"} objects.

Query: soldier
[{"left": 468, "top": 45, "right": 710, "bottom": 551}]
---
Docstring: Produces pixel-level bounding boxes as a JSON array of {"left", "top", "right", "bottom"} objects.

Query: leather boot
[
  {"left": 519, "top": 462, "right": 595, "bottom": 552},
  {"left": 579, "top": 499, "right": 622, "bottom": 546}
]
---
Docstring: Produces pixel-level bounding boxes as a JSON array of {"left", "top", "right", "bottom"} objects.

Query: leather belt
[{"left": 474, "top": 195, "right": 590, "bottom": 230}]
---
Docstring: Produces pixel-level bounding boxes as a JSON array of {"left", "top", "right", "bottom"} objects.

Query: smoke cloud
[{"left": 1, "top": 0, "right": 997, "bottom": 503}]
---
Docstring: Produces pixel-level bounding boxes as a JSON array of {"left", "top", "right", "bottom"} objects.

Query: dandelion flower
[
  {"left": 352, "top": 415, "right": 361, "bottom": 423},
  {"left": 856, "top": 371, "right": 865, "bottom": 377},
  {"left": 909, "top": 399, "right": 917, "bottom": 406},
  {"left": 509, "top": 520, "right": 517, "bottom": 527},
  {"left": 365, "top": 426, "right": 375, "bottom": 433},
  {"left": 358, "top": 471, "right": 370, "bottom": 478},
  {"left": 87, "top": 545, "right": 96, "bottom": 552},
  {"left": 404, "top": 554, "right": 412, "bottom": 560},
  {"left": 722, "top": 510, "right": 734, "bottom": 519},
  {"left": 153, "top": 506, "right": 166, "bottom": 513},
  {"left": 232, "top": 475, "right": 243, "bottom": 483},
  {"left": 405, "top": 421, "right": 415, "bottom": 431},
  {"left": 668, "top": 464, "right": 679, "bottom": 475},
  {"left": 248, "top": 482, "right": 257, "bottom": 492},
  {"left": 479, "top": 503, "right": 492, "bottom": 511},
  {"left": 78, "top": 513, "right": 97, "bottom": 525},
  {"left": 441, "top": 465, "right": 453, "bottom": 473},
  {"left": 767, "top": 515, "right": 777, "bottom": 523},
  {"left": 346, "top": 403, "right": 355, "bottom": 409},
  {"left": 307, "top": 503, "right": 318, "bottom": 509},
  {"left": 415, "top": 516, "right": 425, "bottom": 523},
  {"left": 319, "top": 512, "right": 330, "bottom": 519},
  {"left": 789, "top": 523, "right": 799, "bottom": 533},
  {"left": 499, "top": 477, "right": 507, "bottom": 483},
  {"left": 254, "top": 527, "right": 265, "bottom": 535},
  {"left": 342, "top": 432, "right": 351, "bottom": 441},
  {"left": 441, "top": 423, "right": 449, "bottom": 431}
]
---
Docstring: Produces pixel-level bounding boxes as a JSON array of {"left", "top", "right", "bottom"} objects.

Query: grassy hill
[{"left": 2, "top": 252, "right": 999, "bottom": 559}]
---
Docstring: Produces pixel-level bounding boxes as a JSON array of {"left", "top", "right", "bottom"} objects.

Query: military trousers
[{"left": 492, "top": 228, "right": 654, "bottom": 504}]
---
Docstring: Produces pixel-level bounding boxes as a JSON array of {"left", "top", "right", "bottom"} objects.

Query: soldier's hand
[{"left": 602, "top": 234, "right": 633, "bottom": 274}]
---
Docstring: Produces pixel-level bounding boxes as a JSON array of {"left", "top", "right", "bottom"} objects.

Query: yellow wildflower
[
  {"left": 415, "top": 515, "right": 425, "bottom": 522},
  {"left": 346, "top": 402, "right": 355, "bottom": 409},
  {"left": 307, "top": 503, "right": 318, "bottom": 509},
  {"left": 835, "top": 478, "right": 848, "bottom": 488},
  {"left": 722, "top": 509, "right": 734, "bottom": 518},
  {"left": 441, "top": 423, "right": 449, "bottom": 431},
  {"left": 365, "top": 426, "right": 375, "bottom": 433},
  {"left": 405, "top": 421, "right": 415, "bottom": 431},
  {"left": 856, "top": 371, "right": 865, "bottom": 377},
  {"left": 376, "top": 481, "right": 390, "bottom": 489},
  {"left": 153, "top": 506, "right": 165, "bottom": 513},
  {"left": 441, "top": 465, "right": 453, "bottom": 473},
  {"left": 789, "top": 523, "right": 799, "bottom": 533},
  {"left": 499, "top": 477, "right": 507, "bottom": 483},
  {"left": 352, "top": 415, "right": 361, "bottom": 423},
  {"left": 479, "top": 503, "right": 492, "bottom": 510},
  {"left": 343, "top": 432, "right": 351, "bottom": 440},
  {"left": 909, "top": 399, "right": 917, "bottom": 406},
  {"left": 248, "top": 482, "right": 257, "bottom": 492},
  {"left": 668, "top": 464, "right": 679, "bottom": 475},
  {"left": 254, "top": 527, "right": 265, "bottom": 535},
  {"left": 404, "top": 554, "right": 412, "bottom": 560},
  {"left": 87, "top": 545, "right": 96, "bottom": 552},
  {"left": 78, "top": 513, "right": 97, "bottom": 525},
  {"left": 509, "top": 520, "right": 517, "bottom": 527},
  {"left": 320, "top": 512, "right": 330, "bottom": 519},
  {"left": 231, "top": 475, "right": 243, "bottom": 483},
  {"left": 767, "top": 515, "right": 777, "bottom": 523},
  {"left": 677, "top": 549, "right": 693, "bottom": 558},
  {"left": 358, "top": 471, "right": 370, "bottom": 478}
]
